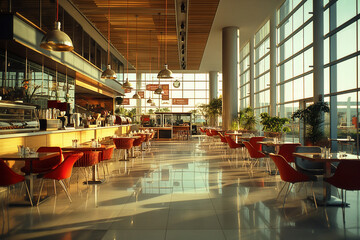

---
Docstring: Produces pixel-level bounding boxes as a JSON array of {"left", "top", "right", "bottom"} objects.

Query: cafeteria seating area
[{"left": 1, "top": 135, "right": 360, "bottom": 240}]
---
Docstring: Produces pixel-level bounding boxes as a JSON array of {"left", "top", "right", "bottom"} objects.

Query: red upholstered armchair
[{"left": 21, "top": 147, "right": 63, "bottom": 174}]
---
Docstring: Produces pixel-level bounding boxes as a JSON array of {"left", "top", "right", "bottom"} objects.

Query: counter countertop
[{"left": 0, "top": 125, "right": 133, "bottom": 139}]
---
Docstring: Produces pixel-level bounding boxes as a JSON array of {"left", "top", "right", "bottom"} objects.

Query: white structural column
[
  {"left": 222, "top": 26, "right": 239, "bottom": 130},
  {"left": 209, "top": 71, "right": 218, "bottom": 126},
  {"left": 313, "top": 0, "right": 324, "bottom": 103},
  {"left": 136, "top": 71, "right": 142, "bottom": 122},
  {"left": 209, "top": 71, "right": 218, "bottom": 100},
  {"left": 269, "top": 11, "right": 277, "bottom": 116}
]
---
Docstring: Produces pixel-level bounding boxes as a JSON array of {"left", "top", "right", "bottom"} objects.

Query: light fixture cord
[
  {"left": 126, "top": 0, "right": 129, "bottom": 79},
  {"left": 107, "top": 0, "right": 110, "bottom": 64},
  {"left": 135, "top": 15, "right": 138, "bottom": 93},
  {"left": 165, "top": 0, "right": 168, "bottom": 65},
  {"left": 56, "top": 0, "right": 59, "bottom": 22}
]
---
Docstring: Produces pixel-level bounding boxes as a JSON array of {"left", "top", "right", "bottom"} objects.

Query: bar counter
[{"left": 0, "top": 125, "right": 132, "bottom": 154}]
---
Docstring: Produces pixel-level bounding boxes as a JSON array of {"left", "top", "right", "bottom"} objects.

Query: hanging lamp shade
[
  {"left": 122, "top": 78, "right": 132, "bottom": 89},
  {"left": 157, "top": 64, "right": 173, "bottom": 79},
  {"left": 101, "top": 65, "right": 117, "bottom": 79},
  {"left": 132, "top": 92, "right": 141, "bottom": 99},
  {"left": 147, "top": 97, "right": 153, "bottom": 104},
  {"left": 40, "top": 22, "right": 74, "bottom": 52},
  {"left": 154, "top": 86, "right": 163, "bottom": 94}
]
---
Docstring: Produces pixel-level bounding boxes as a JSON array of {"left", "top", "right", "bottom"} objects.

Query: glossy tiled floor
[{"left": 1, "top": 137, "right": 360, "bottom": 239}]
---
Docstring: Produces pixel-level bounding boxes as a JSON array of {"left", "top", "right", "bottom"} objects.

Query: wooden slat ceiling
[{"left": 71, "top": 0, "right": 220, "bottom": 71}]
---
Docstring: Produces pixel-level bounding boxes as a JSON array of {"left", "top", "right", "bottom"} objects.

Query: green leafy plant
[
  {"left": 260, "top": 112, "right": 290, "bottom": 133},
  {"left": 238, "top": 107, "right": 257, "bottom": 131},
  {"left": 291, "top": 101, "right": 330, "bottom": 145},
  {"left": 197, "top": 97, "right": 222, "bottom": 126}
]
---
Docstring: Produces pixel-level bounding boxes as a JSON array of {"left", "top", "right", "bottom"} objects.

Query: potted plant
[
  {"left": 239, "top": 107, "right": 257, "bottom": 132},
  {"left": 197, "top": 97, "right": 222, "bottom": 127},
  {"left": 291, "top": 101, "right": 330, "bottom": 145},
  {"left": 260, "top": 112, "right": 290, "bottom": 138}
]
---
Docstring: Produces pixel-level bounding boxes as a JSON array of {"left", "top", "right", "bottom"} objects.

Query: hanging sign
[
  {"left": 172, "top": 98, "right": 188, "bottom": 105},
  {"left": 124, "top": 88, "right": 132, "bottom": 93},
  {"left": 122, "top": 98, "right": 130, "bottom": 105},
  {"left": 161, "top": 84, "right": 169, "bottom": 100},
  {"left": 146, "top": 84, "right": 159, "bottom": 91}
]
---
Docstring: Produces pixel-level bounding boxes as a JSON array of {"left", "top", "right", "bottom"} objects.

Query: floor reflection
[{"left": 1, "top": 138, "right": 360, "bottom": 240}]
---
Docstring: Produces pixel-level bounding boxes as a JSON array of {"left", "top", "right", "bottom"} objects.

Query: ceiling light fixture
[
  {"left": 101, "top": 0, "right": 117, "bottom": 79},
  {"left": 155, "top": 28, "right": 163, "bottom": 95},
  {"left": 122, "top": 0, "right": 132, "bottom": 90},
  {"left": 157, "top": 0, "right": 173, "bottom": 79},
  {"left": 132, "top": 15, "right": 141, "bottom": 99},
  {"left": 40, "top": 0, "right": 73, "bottom": 51}
]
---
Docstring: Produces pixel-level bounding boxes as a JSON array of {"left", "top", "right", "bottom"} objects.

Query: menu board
[
  {"left": 161, "top": 84, "right": 169, "bottom": 100},
  {"left": 122, "top": 98, "right": 130, "bottom": 105},
  {"left": 146, "top": 84, "right": 159, "bottom": 91},
  {"left": 124, "top": 88, "right": 132, "bottom": 93},
  {"left": 172, "top": 98, "right": 189, "bottom": 105}
]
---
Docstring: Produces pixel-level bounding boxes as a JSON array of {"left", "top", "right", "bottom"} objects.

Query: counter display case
[{"left": 0, "top": 101, "right": 40, "bottom": 134}]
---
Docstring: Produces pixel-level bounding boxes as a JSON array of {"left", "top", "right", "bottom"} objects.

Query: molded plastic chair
[
  {"left": 37, "top": 152, "right": 84, "bottom": 205},
  {"left": 278, "top": 143, "right": 301, "bottom": 163},
  {"left": 269, "top": 153, "right": 317, "bottom": 208},
  {"left": 243, "top": 141, "right": 266, "bottom": 167},
  {"left": 249, "top": 137, "right": 265, "bottom": 151},
  {"left": 325, "top": 161, "right": 360, "bottom": 223},
  {"left": 0, "top": 160, "right": 33, "bottom": 206},
  {"left": 21, "top": 147, "right": 63, "bottom": 174},
  {"left": 294, "top": 146, "right": 324, "bottom": 175},
  {"left": 218, "top": 132, "right": 228, "bottom": 144}
]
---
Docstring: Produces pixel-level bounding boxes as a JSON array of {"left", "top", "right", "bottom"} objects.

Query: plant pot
[{"left": 264, "top": 132, "right": 282, "bottom": 138}]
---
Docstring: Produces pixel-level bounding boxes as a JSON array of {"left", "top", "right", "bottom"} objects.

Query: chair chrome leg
[
  {"left": 53, "top": 180, "right": 57, "bottom": 196},
  {"left": 310, "top": 182, "right": 318, "bottom": 209},
  {"left": 277, "top": 182, "right": 288, "bottom": 200},
  {"left": 37, "top": 179, "right": 45, "bottom": 206},
  {"left": 283, "top": 183, "right": 293, "bottom": 208},
  {"left": 59, "top": 180, "right": 72, "bottom": 203},
  {"left": 23, "top": 182, "right": 33, "bottom": 207}
]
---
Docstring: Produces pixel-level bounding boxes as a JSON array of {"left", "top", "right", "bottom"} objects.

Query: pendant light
[
  {"left": 101, "top": 0, "right": 117, "bottom": 79},
  {"left": 157, "top": 0, "right": 173, "bottom": 79},
  {"left": 122, "top": 0, "right": 133, "bottom": 90},
  {"left": 147, "top": 30, "right": 153, "bottom": 104},
  {"left": 132, "top": 15, "right": 141, "bottom": 99},
  {"left": 40, "top": 0, "right": 73, "bottom": 52},
  {"left": 154, "top": 30, "right": 163, "bottom": 95}
]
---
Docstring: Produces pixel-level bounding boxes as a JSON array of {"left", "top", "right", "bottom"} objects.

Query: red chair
[
  {"left": 73, "top": 151, "right": 101, "bottom": 184},
  {"left": 278, "top": 143, "right": 301, "bottom": 163},
  {"left": 21, "top": 147, "right": 63, "bottom": 174},
  {"left": 199, "top": 127, "right": 206, "bottom": 134},
  {"left": 113, "top": 138, "right": 135, "bottom": 160},
  {"left": 325, "top": 161, "right": 360, "bottom": 216},
  {"left": 269, "top": 153, "right": 317, "bottom": 208},
  {"left": 243, "top": 141, "right": 266, "bottom": 168},
  {"left": 37, "top": 152, "right": 84, "bottom": 205},
  {"left": 225, "top": 135, "right": 244, "bottom": 161},
  {"left": 133, "top": 135, "right": 146, "bottom": 155},
  {"left": 249, "top": 137, "right": 265, "bottom": 151},
  {"left": 0, "top": 160, "right": 33, "bottom": 206},
  {"left": 100, "top": 147, "right": 114, "bottom": 178},
  {"left": 218, "top": 132, "right": 228, "bottom": 144}
]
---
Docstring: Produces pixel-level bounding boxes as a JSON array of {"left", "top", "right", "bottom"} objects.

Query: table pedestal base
[{"left": 83, "top": 179, "right": 105, "bottom": 185}]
